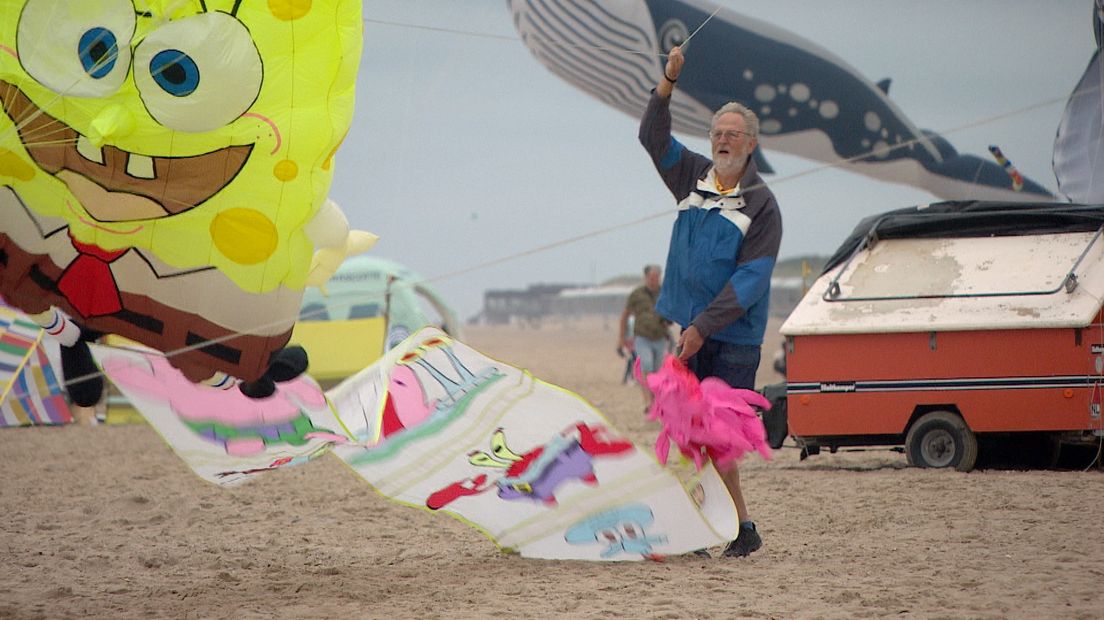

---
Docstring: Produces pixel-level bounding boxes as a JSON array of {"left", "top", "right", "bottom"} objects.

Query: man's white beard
[{"left": 714, "top": 154, "right": 746, "bottom": 179}]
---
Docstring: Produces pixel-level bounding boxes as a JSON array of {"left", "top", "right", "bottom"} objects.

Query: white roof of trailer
[{"left": 781, "top": 231, "right": 1104, "bottom": 336}]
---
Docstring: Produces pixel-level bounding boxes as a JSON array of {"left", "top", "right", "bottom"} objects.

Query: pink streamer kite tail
[{"left": 644, "top": 355, "right": 772, "bottom": 471}]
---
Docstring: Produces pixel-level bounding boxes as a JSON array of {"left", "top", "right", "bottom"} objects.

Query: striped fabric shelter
[{"left": 0, "top": 303, "right": 73, "bottom": 427}]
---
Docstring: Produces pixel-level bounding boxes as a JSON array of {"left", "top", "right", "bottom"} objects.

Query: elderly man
[{"left": 638, "top": 45, "right": 782, "bottom": 558}]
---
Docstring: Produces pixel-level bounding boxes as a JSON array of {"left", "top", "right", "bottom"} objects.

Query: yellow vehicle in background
[{"left": 291, "top": 256, "right": 461, "bottom": 388}]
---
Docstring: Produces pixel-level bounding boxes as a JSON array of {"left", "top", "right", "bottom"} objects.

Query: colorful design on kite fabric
[
  {"left": 324, "top": 328, "right": 744, "bottom": 560},
  {"left": 347, "top": 336, "right": 504, "bottom": 463},
  {"left": 0, "top": 0, "right": 364, "bottom": 383},
  {"left": 94, "top": 343, "right": 344, "bottom": 486},
  {"left": 0, "top": 304, "right": 72, "bottom": 426},
  {"left": 102, "top": 353, "right": 331, "bottom": 456},
  {"left": 645, "top": 355, "right": 772, "bottom": 471},
  {"left": 99, "top": 328, "right": 747, "bottom": 560},
  {"left": 564, "top": 503, "right": 668, "bottom": 559},
  {"left": 428, "top": 423, "right": 634, "bottom": 509}
]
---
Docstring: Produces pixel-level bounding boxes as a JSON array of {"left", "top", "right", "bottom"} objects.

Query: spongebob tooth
[
  {"left": 126, "top": 153, "right": 156, "bottom": 179},
  {"left": 75, "top": 134, "right": 104, "bottom": 165}
]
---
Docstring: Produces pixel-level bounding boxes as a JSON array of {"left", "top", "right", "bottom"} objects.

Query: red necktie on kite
[{"left": 57, "top": 232, "right": 126, "bottom": 318}]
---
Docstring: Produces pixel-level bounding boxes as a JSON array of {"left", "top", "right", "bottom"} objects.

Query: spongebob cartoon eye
[
  {"left": 79, "top": 28, "right": 120, "bottom": 79},
  {"left": 149, "top": 50, "right": 200, "bottom": 97},
  {"left": 133, "top": 12, "right": 261, "bottom": 133},
  {"left": 17, "top": 0, "right": 135, "bottom": 97}
]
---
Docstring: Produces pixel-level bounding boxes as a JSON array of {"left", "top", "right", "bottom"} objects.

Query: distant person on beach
[
  {"left": 618, "top": 315, "right": 638, "bottom": 385},
  {"left": 617, "top": 264, "right": 670, "bottom": 409},
  {"left": 639, "top": 45, "right": 782, "bottom": 558}
]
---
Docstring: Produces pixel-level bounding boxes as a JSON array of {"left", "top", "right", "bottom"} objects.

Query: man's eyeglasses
[{"left": 708, "top": 129, "right": 751, "bottom": 141}]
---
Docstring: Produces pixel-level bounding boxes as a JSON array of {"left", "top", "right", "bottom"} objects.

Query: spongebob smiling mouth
[{"left": 0, "top": 79, "right": 253, "bottom": 223}]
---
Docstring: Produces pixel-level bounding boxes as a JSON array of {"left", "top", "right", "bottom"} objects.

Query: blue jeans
[
  {"left": 634, "top": 335, "right": 668, "bottom": 376},
  {"left": 687, "top": 339, "right": 761, "bottom": 390}
]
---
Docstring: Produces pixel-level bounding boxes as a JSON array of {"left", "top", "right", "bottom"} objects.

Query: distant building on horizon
[
  {"left": 474, "top": 277, "right": 811, "bottom": 325},
  {"left": 477, "top": 283, "right": 579, "bottom": 325}
]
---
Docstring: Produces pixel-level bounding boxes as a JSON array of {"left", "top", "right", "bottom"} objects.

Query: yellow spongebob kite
[{"left": 0, "top": 0, "right": 365, "bottom": 399}]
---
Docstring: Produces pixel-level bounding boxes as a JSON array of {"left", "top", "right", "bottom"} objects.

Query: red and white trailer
[{"left": 780, "top": 202, "right": 1104, "bottom": 470}]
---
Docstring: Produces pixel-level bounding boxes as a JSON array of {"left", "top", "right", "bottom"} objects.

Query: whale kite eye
[
  {"left": 658, "top": 19, "right": 689, "bottom": 53},
  {"left": 17, "top": 0, "right": 134, "bottom": 97}
]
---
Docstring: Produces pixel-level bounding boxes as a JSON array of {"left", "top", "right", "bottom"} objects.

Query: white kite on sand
[{"left": 94, "top": 327, "right": 764, "bottom": 561}]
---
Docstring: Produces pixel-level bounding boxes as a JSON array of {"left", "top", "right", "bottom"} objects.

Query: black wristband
[{"left": 664, "top": 72, "right": 677, "bottom": 84}]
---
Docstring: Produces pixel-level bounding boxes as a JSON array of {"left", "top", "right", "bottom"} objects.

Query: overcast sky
[{"left": 332, "top": 0, "right": 1095, "bottom": 320}]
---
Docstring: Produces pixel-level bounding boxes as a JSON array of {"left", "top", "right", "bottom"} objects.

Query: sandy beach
[{"left": 2, "top": 318, "right": 1102, "bottom": 620}]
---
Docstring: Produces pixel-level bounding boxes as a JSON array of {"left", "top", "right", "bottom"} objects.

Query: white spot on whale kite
[
  {"left": 755, "top": 84, "right": 777, "bottom": 102},
  {"left": 864, "top": 111, "right": 881, "bottom": 132}
]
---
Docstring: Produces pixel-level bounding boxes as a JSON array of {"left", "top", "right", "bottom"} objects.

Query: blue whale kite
[{"left": 508, "top": 0, "right": 1052, "bottom": 201}]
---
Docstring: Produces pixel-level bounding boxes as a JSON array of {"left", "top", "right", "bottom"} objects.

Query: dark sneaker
[
  {"left": 239, "top": 346, "right": 309, "bottom": 399},
  {"left": 238, "top": 377, "right": 276, "bottom": 399},
  {"left": 266, "top": 345, "right": 309, "bottom": 383},
  {"left": 61, "top": 339, "right": 104, "bottom": 407},
  {"left": 722, "top": 525, "right": 762, "bottom": 558},
  {"left": 690, "top": 548, "right": 712, "bottom": 558}
]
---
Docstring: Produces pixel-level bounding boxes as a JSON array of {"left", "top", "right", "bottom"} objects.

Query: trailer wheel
[{"left": 905, "top": 411, "right": 978, "bottom": 472}]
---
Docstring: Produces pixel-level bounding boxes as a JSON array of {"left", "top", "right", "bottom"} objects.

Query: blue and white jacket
[{"left": 639, "top": 91, "right": 782, "bottom": 346}]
